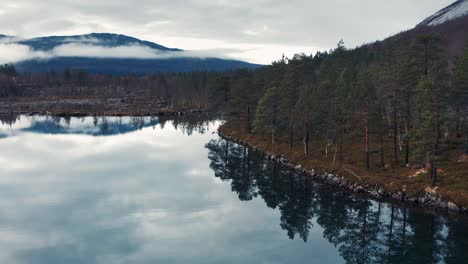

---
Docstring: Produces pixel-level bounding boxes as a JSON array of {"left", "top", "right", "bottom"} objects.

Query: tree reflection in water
[
  {"left": 206, "top": 138, "right": 468, "bottom": 264},
  {"left": 0, "top": 113, "right": 221, "bottom": 137}
]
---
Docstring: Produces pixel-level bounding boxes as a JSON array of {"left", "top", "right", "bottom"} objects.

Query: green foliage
[
  {"left": 253, "top": 86, "right": 280, "bottom": 137},
  {"left": 413, "top": 77, "right": 436, "bottom": 166},
  {"left": 451, "top": 45, "right": 468, "bottom": 111},
  {"left": 354, "top": 67, "right": 375, "bottom": 107}
]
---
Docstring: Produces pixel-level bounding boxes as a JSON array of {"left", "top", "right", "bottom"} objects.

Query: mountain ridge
[
  {"left": 14, "top": 33, "right": 182, "bottom": 52},
  {"left": 418, "top": 0, "right": 468, "bottom": 27},
  {"left": 1, "top": 33, "right": 261, "bottom": 74}
]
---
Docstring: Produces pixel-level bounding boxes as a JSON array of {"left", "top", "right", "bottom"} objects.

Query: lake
[{"left": 0, "top": 114, "right": 466, "bottom": 264}]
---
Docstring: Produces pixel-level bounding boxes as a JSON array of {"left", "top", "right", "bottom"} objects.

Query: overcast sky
[{"left": 0, "top": 0, "right": 457, "bottom": 64}]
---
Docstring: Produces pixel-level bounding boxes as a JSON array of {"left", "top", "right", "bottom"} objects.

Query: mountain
[
  {"left": 4, "top": 33, "right": 262, "bottom": 74},
  {"left": 16, "top": 33, "right": 182, "bottom": 52},
  {"left": 418, "top": 0, "right": 468, "bottom": 27}
]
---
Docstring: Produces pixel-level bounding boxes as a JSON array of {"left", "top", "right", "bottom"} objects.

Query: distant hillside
[
  {"left": 16, "top": 57, "right": 262, "bottom": 75},
  {"left": 2, "top": 33, "right": 262, "bottom": 74},
  {"left": 362, "top": 12, "right": 468, "bottom": 70}
]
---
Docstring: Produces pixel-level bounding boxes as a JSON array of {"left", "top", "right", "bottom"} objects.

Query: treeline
[
  {"left": 0, "top": 64, "right": 17, "bottom": 77},
  {"left": 0, "top": 68, "right": 225, "bottom": 109},
  {"left": 209, "top": 36, "right": 468, "bottom": 182}
]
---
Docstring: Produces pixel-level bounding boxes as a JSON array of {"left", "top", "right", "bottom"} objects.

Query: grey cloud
[{"left": 0, "top": 0, "right": 457, "bottom": 63}]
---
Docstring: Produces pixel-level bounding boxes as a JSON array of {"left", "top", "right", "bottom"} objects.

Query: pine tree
[
  {"left": 451, "top": 44, "right": 468, "bottom": 139},
  {"left": 397, "top": 34, "right": 442, "bottom": 165},
  {"left": 397, "top": 56, "right": 417, "bottom": 166},
  {"left": 253, "top": 86, "right": 280, "bottom": 144},
  {"left": 334, "top": 67, "right": 354, "bottom": 161},
  {"left": 413, "top": 76, "right": 436, "bottom": 183},
  {"left": 228, "top": 69, "right": 253, "bottom": 131},
  {"left": 354, "top": 67, "right": 376, "bottom": 169},
  {"left": 293, "top": 84, "right": 323, "bottom": 156},
  {"left": 382, "top": 51, "right": 400, "bottom": 163}
]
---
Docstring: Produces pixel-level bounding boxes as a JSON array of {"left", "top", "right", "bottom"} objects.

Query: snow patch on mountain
[{"left": 418, "top": 0, "right": 468, "bottom": 26}]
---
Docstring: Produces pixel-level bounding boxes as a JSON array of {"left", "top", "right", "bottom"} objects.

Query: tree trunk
[
  {"left": 431, "top": 165, "right": 437, "bottom": 187},
  {"left": 246, "top": 104, "right": 251, "bottom": 134},
  {"left": 393, "top": 103, "right": 398, "bottom": 162},
  {"left": 434, "top": 98, "right": 440, "bottom": 154},
  {"left": 365, "top": 110, "right": 370, "bottom": 169},
  {"left": 339, "top": 129, "right": 343, "bottom": 162},
  {"left": 271, "top": 127, "right": 275, "bottom": 145},
  {"left": 331, "top": 143, "right": 337, "bottom": 171},
  {"left": 405, "top": 138, "right": 410, "bottom": 166},
  {"left": 272, "top": 105, "right": 277, "bottom": 145},
  {"left": 380, "top": 134, "right": 385, "bottom": 168},
  {"left": 304, "top": 122, "right": 309, "bottom": 156},
  {"left": 405, "top": 95, "right": 411, "bottom": 166},
  {"left": 289, "top": 126, "right": 294, "bottom": 149},
  {"left": 427, "top": 156, "right": 436, "bottom": 187},
  {"left": 465, "top": 135, "right": 468, "bottom": 155}
]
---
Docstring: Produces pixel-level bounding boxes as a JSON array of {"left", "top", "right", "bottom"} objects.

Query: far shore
[{"left": 0, "top": 97, "right": 206, "bottom": 117}]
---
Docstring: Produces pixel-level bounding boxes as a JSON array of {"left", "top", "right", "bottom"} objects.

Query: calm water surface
[{"left": 0, "top": 115, "right": 466, "bottom": 264}]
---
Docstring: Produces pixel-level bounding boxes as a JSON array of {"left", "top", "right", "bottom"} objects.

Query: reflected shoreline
[
  {"left": 217, "top": 130, "right": 468, "bottom": 216},
  {"left": 0, "top": 112, "right": 222, "bottom": 138},
  {"left": 206, "top": 137, "right": 468, "bottom": 263}
]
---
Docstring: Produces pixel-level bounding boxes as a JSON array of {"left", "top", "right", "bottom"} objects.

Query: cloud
[
  {"left": 0, "top": 43, "right": 51, "bottom": 64},
  {"left": 0, "top": 0, "right": 457, "bottom": 63},
  {"left": 0, "top": 42, "right": 243, "bottom": 64},
  {"left": 53, "top": 43, "right": 240, "bottom": 60}
]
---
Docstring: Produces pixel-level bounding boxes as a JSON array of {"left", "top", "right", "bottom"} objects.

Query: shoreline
[{"left": 218, "top": 127, "right": 468, "bottom": 216}]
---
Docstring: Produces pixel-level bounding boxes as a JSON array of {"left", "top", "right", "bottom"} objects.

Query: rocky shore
[{"left": 219, "top": 131, "right": 468, "bottom": 216}]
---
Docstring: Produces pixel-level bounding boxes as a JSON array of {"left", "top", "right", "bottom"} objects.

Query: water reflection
[
  {"left": 206, "top": 138, "right": 468, "bottom": 264},
  {"left": 0, "top": 115, "right": 227, "bottom": 264},
  {"left": 0, "top": 113, "right": 218, "bottom": 137},
  {"left": 1, "top": 115, "right": 466, "bottom": 264}
]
